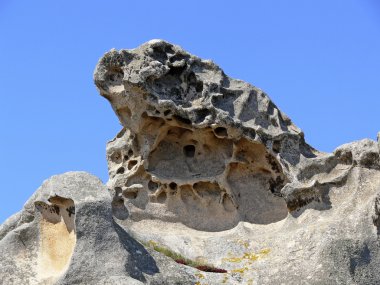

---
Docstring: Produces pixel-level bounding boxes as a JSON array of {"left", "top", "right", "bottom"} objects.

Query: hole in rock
[
  {"left": 148, "top": 180, "right": 159, "bottom": 191},
  {"left": 183, "top": 145, "right": 196, "bottom": 158},
  {"left": 112, "top": 196, "right": 129, "bottom": 220},
  {"left": 117, "top": 167, "right": 125, "bottom": 174},
  {"left": 193, "top": 108, "right": 210, "bottom": 124},
  {"left": 114, "top": 187, "right": 123, "bottom": 195},
  {"left": 109, "top": 74, "right": 116, "bottom": 82},
  {"left": 128, "top": 160, "right": 138, "bottom": 170},
  {"left": 105, "top": 68, "right": 124, "bottom": 93},
  {"left": 165, "top": 45, "right": 174, "bottom": 54},
  {"left": 169, "top": 182, "right": 177, "bottom": 190},
  {"left": 169, "top": 53, "right": 187, "bottom": 63},
  {"left": 335, "top": 149, "right": 353, "bottom": 165},
  {"left": 173, "top": 115, "right": 192, "bottom": 125},
  {"left": 196, "top": 81, "right": 204, "bottom": 93},
  {"left": 214, "top": 127, "right": 228, "bottom": 137},
  {"left": 128, "top": 149, "right": 134, "bottom": 156},
  {"left": 147, "top": 127, "right": 232, "bottom": 180},
  {"left": 152, "top": 46, "right": 168, "bottom": 62},
  {"left": 110, "top": 151, "right": 122, "bottom": 164},
  {"left": 168, "top": 65, "right": 186, "bottom": 76},
  {"left": 164, "top": 110, "right": 171, "bottom": 116}
]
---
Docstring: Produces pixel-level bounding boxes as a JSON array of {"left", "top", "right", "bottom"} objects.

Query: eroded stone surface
[
  {"left": 0, "top": 172, "right": 193, "bottom": 285},
  {"left": 35, "top": 196, "right": 75, "bottom": 282},
  {"left": 94, "top": 40, "right": 320, "bottom": 232},
  {"left": 1, "top": 41, "right": 380, "bottom": 284},
  {"left": 94, "top": 41, "right": 380, "bottom": 284}
]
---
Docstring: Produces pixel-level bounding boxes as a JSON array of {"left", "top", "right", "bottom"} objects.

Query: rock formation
[{"left": 1, "top": 40, "right": 380, "bottom": 284}]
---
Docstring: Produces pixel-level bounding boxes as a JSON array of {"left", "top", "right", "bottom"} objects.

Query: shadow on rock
[{"left": 113, "top": 220, "right": 159, "bottom": 282}]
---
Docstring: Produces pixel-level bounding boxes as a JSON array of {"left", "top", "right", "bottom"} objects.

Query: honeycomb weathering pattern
[
  {"left": 94, "top": 39, "right": 319, "bottom": 231},
  {"left": 1, "top": 40, "right": 380, "bottom": 285}
]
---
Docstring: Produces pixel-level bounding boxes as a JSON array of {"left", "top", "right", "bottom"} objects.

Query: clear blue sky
[{"left": 1, "top": 1, "right": 379, "bottom": 223}]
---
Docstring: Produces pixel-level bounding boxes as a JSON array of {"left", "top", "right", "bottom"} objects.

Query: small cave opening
[
  {"left": 128, "top": 160, "right": 138, "bottom": 170},
  {"left": 116, "top": 167, "right": 125, "bottom": 174},
  {"left": 106, "top": 68, "right": 124, "bottom": 87},
  {"left": 110, "top": 151, "right": 122, "bottom": 164},
  {"left": 114, "top": 187, "right": 123, "bottom": 195},
  {"left": 148, "top": 180, "right": 159, "bottom": 191},
  {"left": 195, "top": 81, "right": 204, "bottom": 93},
  {"left": 214, "top": 127, "right": 228, "bottom": 137},
  {"left": 193, "top": 108, "right": 210, "bottom": 124},
  {"left": 169, "top": 182, "right": 177, "bottom": 190},
  {"left": 183, "top": 145, "right": 196, "bottom": 158},
  {"left": 168, "top": 65, "right": 186, "bottom": 76},
  {"left": 173, "top": 115, "right": 192, "bottom": 125}
]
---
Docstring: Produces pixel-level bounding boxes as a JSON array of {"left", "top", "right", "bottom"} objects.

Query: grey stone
[
  {"left": 1, "top": 40, "right": 380, "bottom": 284},
  {"left": 0, "top": 172, "right": 194, "bottom": 284}
]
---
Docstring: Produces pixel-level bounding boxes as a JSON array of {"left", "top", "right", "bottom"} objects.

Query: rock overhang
[
  {"left": 93, "top": 40, "right": 325, "bottom": 231},
  {"left": 1, "top": 40, "right": 380, "bottom": 285}
]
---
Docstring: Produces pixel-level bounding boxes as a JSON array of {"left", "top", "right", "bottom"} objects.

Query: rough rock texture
[
  {"left": 94, "top": 40, "right": 318, "bottom": 232},
  {"left": 0, "top": 172, "right": 195, "bottom": 285},
  {"left": 1, "top": 40, "right": 380, "bottom": 284}
]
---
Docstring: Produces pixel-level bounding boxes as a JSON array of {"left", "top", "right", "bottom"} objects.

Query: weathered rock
[
  {"left": 1, "top": 40, "right": 380, "bottom": 284},
  {"left": 0, "top": 172, "right": 194, "bottom": 285},
  {"left": 94, "top": 40, "right": 321, "bottom": 232}
]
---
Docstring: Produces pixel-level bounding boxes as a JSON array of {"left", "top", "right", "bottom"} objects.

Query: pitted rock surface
[
  {"left": 1, "top": 40, "right": 380, "bottom": 285},
  {"left": 94, "top": 40, "right": 322, "bottom": 231}
]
